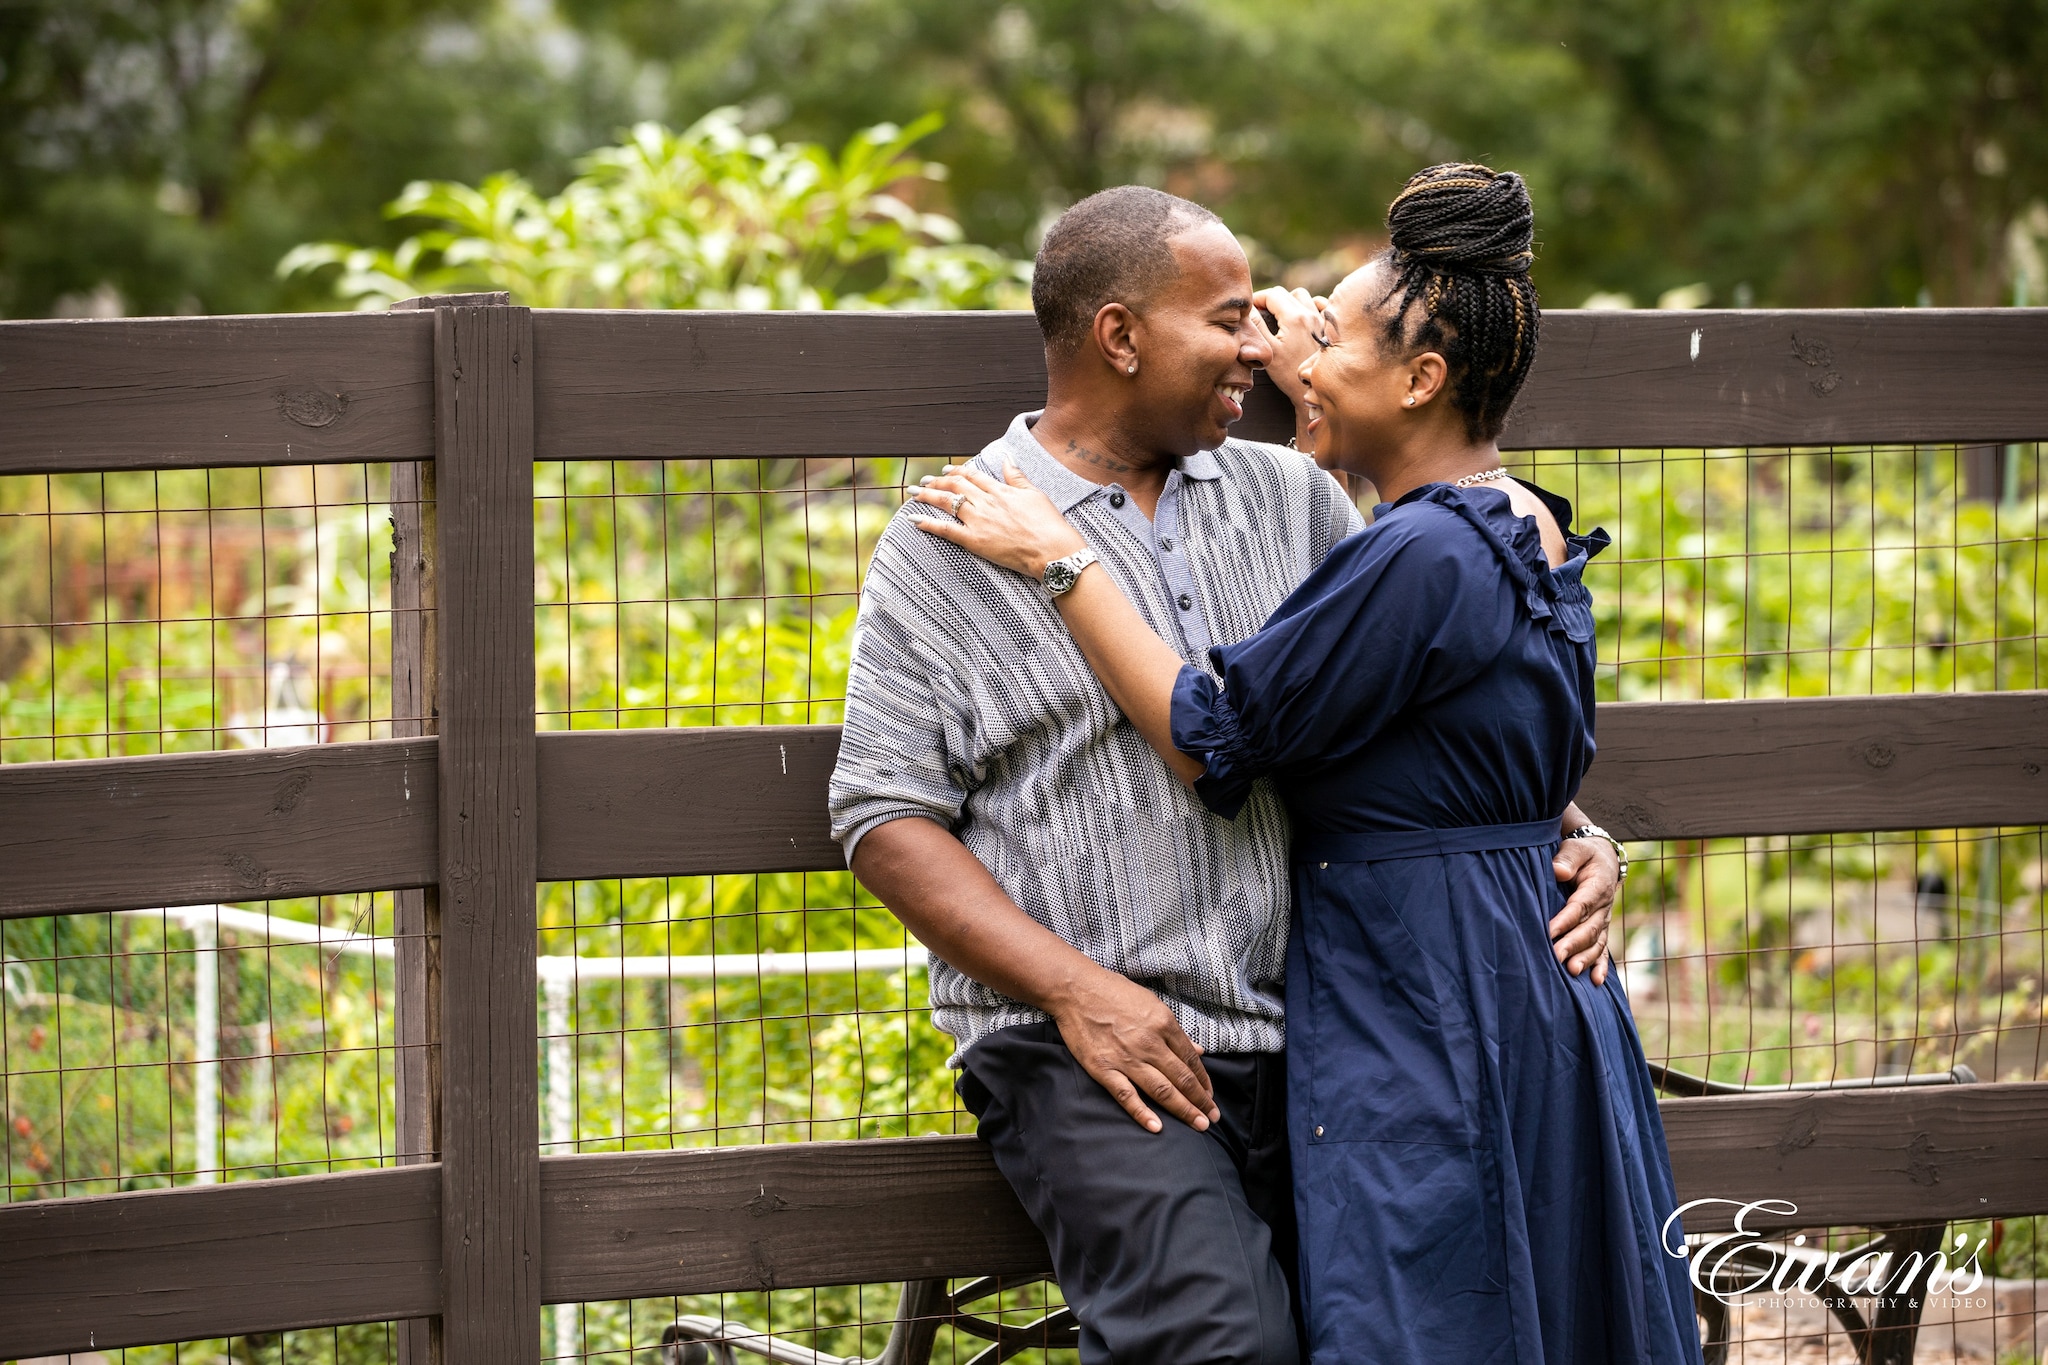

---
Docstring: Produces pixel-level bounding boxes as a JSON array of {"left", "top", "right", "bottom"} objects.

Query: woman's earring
[
  {"left": 1405, "top": 396, "right": 1415, "bottom": 406},
  {"left": 1127, "top": 364, "right": 1138, "bottom": 374}
]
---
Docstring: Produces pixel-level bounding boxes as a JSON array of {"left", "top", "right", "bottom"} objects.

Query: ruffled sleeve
[
  {"left": 1170, "top": 665, "right": 1260, "bottom": 817},
  {"left": 1165, "top": 501, "right": 1517, "bottom": 819}
]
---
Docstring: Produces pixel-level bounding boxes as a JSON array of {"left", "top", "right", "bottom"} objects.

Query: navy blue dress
[{"left": 1171, "top": 481, "right": 1702, "bottom": 1365}]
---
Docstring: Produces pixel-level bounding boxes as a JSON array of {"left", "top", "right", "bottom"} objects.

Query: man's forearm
[
  {"left": 850, "top": 814, "right": 1108, "bottom": 1013},
  {"left": 850, "top": 813, "right": 1220, "bottom": 1132}
]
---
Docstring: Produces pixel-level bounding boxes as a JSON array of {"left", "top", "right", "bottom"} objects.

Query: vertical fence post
[
  {"left": 427, "top": 294, "right": 541, "bottom": 1361},
  {"left": 387, "top": 296, "right": 447, "bottom": 1365}
]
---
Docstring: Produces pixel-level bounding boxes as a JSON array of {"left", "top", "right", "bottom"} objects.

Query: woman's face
[{"left": 1299, "top": 261, "right": 1408, "bottom": 476}]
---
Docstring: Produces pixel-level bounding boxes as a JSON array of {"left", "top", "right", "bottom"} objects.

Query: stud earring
[
  {"left": 1128, "top": 364, "right": 1137, "bottom": 374},
  {"left": 1405, "top": 396, "right": 1416, "bottom": 406}
]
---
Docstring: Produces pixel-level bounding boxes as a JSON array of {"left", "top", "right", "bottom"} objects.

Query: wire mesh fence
[{"left": 5, "top": 440, "right": 2046, "bottom": 1364}]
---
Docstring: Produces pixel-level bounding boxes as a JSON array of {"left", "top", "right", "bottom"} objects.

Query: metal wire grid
[
  {"left": 0, "top": 463, "right": 417, "bottom": 1211},
  {"left": 531, "top": 454, "right": 955, "bottom": 1149},
  {"left": 6, "top": 444, "right": 2046, "bottom": 1362},
  {"left": 0, "top": 463, "right": 410, "bottom": 760},
  {"left": 1510, "top": 443, "right": 2044, "bottom": 702},
  {"left": 2, "top": 1322, "right": 410, "bottom": 1365},
  {"left": 532, "top": 456, "right": 1059, "bottom": 1363}
]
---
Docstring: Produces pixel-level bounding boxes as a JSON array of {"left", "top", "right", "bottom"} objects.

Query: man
[{"left": 829, "top": 186, "right": 1618, "bottom": 1364}]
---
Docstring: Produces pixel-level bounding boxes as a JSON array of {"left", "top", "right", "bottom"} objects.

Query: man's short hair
[{"left": 1031, "top": 186, "right": 1225, "bottom": 360}]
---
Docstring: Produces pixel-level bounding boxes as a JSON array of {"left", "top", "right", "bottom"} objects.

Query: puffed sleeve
[{"left": 1170, "top": 502, "right": 1514, "bottom": 818}]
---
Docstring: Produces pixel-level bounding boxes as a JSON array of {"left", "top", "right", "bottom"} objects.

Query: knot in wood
[{"left": 275, "top": 388, "right": 348, "bottom": 428}]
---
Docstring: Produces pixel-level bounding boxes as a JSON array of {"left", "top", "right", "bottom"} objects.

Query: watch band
[
  {"left": 1042, "top": 547, "right": 1098, "bottom": 597},
  {"left": 1563, "top": 823, "right": 1629, "bottom": 883}
]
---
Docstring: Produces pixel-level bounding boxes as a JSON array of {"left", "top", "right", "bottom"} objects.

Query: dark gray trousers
[{"left": 958, "top": 1021, "right": 1301, "bottom": 1365}]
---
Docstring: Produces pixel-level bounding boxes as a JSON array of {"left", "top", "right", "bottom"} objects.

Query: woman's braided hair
[{"left": 1374, "top": 162, "right": 1540, "bottom": 442}]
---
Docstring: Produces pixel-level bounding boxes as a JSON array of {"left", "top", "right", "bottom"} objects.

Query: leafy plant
[{"left": 280, "top": 109, "right": 1032, "bottom": 311}]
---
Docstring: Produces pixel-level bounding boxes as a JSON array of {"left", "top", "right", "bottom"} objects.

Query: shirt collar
[{"left": 985, "top": 412, "right": 1225, "bottom": 512}]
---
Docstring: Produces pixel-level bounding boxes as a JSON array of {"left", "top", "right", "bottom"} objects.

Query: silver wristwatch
[
  {"left": 1563, "top": 823, "right": 1629, "bottom": 883},
  {"left": 1042, "top": 548, "right": 1098, "bottom": 597}
]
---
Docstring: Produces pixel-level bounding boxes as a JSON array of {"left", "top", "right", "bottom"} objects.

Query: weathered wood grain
[
  {"left": 387, "top": 457, "right": 441, "bottom": 1365},
  {"left": 1504, "top": 308, "right": 2048, "bottom": 450},
  {"left": 0, "top": 312, "right": 433, "bottom": 474},
  {"left": 7, "top": 1081, "right": 2046, "bottom": 1358},
  {"left": 0, "top": 1164, "right": 441, "bottom": 1360},
  {"left": 4, "top": 310, "right": 2038, "bottom": 477},
  {"left": 8, "top": 690, "right": 2037, "bottom": 923},
  {"left": 531, "top": 310, "right": 1055, "bottom": 459},
  {"left": 1661, "top": 1083, "right": 2048, "bottom": 1233},
  {"left": 534, "top": 726, "right": 843, "bottom": 880},
  {"left": 537, "top": 1137, "right": 1050, "bottom": 1303},
  {"left": 0, "top": 738, "right": 437, "bottom": 919},
  {"left": 431, "top": 301, "right": 542, "bottom": 1362},
  {"left": 1580, "top": 691, "right": 2048, "bottom": 841},
  {"left": 532, "top": 693, "right": 2048, "bottom": 884},
  {"left": 528, "top": 309, "right": 2048, "bottom": 461}
]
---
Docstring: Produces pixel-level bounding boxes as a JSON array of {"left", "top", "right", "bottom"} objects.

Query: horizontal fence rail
[
  {"left": 0, "top": 737, "right": 438, "bottom": 916},
  {"left": 6, "top": 1083, "right": 2047, "bottom": 1360},
  {"left": 3, "top": 308, "right": 2045, "bottom": 475},
  {"left": 0, "top": 311, "right": 434, "bottom": 474},
  {"left": 6, "top": 695, "right": 2045, "bottom": 919}
]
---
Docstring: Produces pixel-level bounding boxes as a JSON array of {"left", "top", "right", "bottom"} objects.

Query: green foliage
[
  {"left": 280, "top": 110, "right": 1032, "bottom": 311},
  {"left": 0, "top": 0, "right": 652, "bottom": 317},
  {"left": 11, "top": 0, "right": 2048, "bottom": 316},
  {"left": 1525, "top": 446, "right": 2048, "bottom": 701},
  {"left": 564, "top": 0, "right": 2048, "bottom": 306}
]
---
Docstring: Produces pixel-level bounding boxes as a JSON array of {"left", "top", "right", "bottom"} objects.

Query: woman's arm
[
  {"left": 911, "top": 463, "right": 1617, "bottom": 984},
  {"left": 1048, "top": 553, "right": 1205, "bottom": 784},
  {"left": 910, "top": 461, "right": 1205, "bottom": 785}
]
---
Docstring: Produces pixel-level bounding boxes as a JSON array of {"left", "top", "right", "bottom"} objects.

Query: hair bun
[{"left": 1386, "top": 163, "right": 1534, "bottom": 276}]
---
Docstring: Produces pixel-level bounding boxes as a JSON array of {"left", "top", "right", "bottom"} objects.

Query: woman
[{"left": 910, "top": 165, "right": 1702, "bottom": 1363}]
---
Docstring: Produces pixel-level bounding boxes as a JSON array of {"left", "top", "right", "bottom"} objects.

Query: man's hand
[
  {"left": 851, "top": 815, "right": 1219, "bottom": 1135},
  {"left": 1049, "top": 969, "right": 1221, "bottom": 1135},
  {"left": 1550, "top": 835, "right": 1619, "bottom": 985}
]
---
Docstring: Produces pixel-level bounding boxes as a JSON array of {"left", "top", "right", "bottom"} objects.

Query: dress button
[
  {"left": 1160, "top": 537, "right": 1174, "bottom": 551},
  {"left": 1108, "top": 491, "right": 1126, "bottom": 508},
  {"left": 1314, "top": 1126, "right": 1325, "bottom": 1137},
  {"left": 1319, "top": 861, "right": 1328, "bottom": 869},
  {"left": 1177, "top": 593, "right": 1193, "bottom": 611}
]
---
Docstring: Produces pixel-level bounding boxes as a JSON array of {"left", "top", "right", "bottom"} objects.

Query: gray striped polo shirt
[{"left": 829, "top": 411, "right": 1363, "bottom": 1061}]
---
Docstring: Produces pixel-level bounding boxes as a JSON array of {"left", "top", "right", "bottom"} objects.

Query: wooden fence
[{"left": 1, "top": 297, "right": 2046, "bottom": 1362}]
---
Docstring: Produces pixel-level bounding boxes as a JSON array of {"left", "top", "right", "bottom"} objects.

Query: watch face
[{"left": 1044, "top": 560, "right": 1078, "bottom": 594}]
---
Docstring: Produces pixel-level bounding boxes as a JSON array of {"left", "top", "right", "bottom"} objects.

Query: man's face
[{"left": 1127, "top": 222, "right": 1273, "bottom": 455}]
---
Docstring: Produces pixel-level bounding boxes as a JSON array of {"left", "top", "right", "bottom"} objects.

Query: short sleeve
[
  {"left": 1169, "top": 504, "right": 1513, "bottom": 818},
  {"left": 827, "top": 518, "right": 979, "bottom": 861}
]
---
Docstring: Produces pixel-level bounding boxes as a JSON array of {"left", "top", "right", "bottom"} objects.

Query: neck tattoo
[{"left": 1065, "top": 438, "right": 1136, "bottom": 475}]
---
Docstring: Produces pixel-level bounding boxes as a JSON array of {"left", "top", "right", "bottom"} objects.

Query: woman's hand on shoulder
[{"left": 910, "top": 460, "right": 1087, "bottom": 580}]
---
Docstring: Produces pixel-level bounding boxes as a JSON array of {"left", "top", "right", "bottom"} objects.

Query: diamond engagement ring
[{"left": 949, "top": 491, "right": 967, "bottom": 515}]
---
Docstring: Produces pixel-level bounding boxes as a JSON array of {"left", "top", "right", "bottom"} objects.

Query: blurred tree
[
  {"left": 565, "top": 0, "right": 2048, "bottom": 306},
  {"left": 281, "top": 110, "right": 1031, "bottom": 309},
  {"left": 4, "top": 0, "right": 2044, "bottom": 315},
  {"left": 0, "top": 0, "right": 653, "bottom": 316}
]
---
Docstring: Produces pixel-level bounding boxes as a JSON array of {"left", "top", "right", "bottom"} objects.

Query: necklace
[{"left": 1454, "top": 467, "right": 1509, "bottom": 487}]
